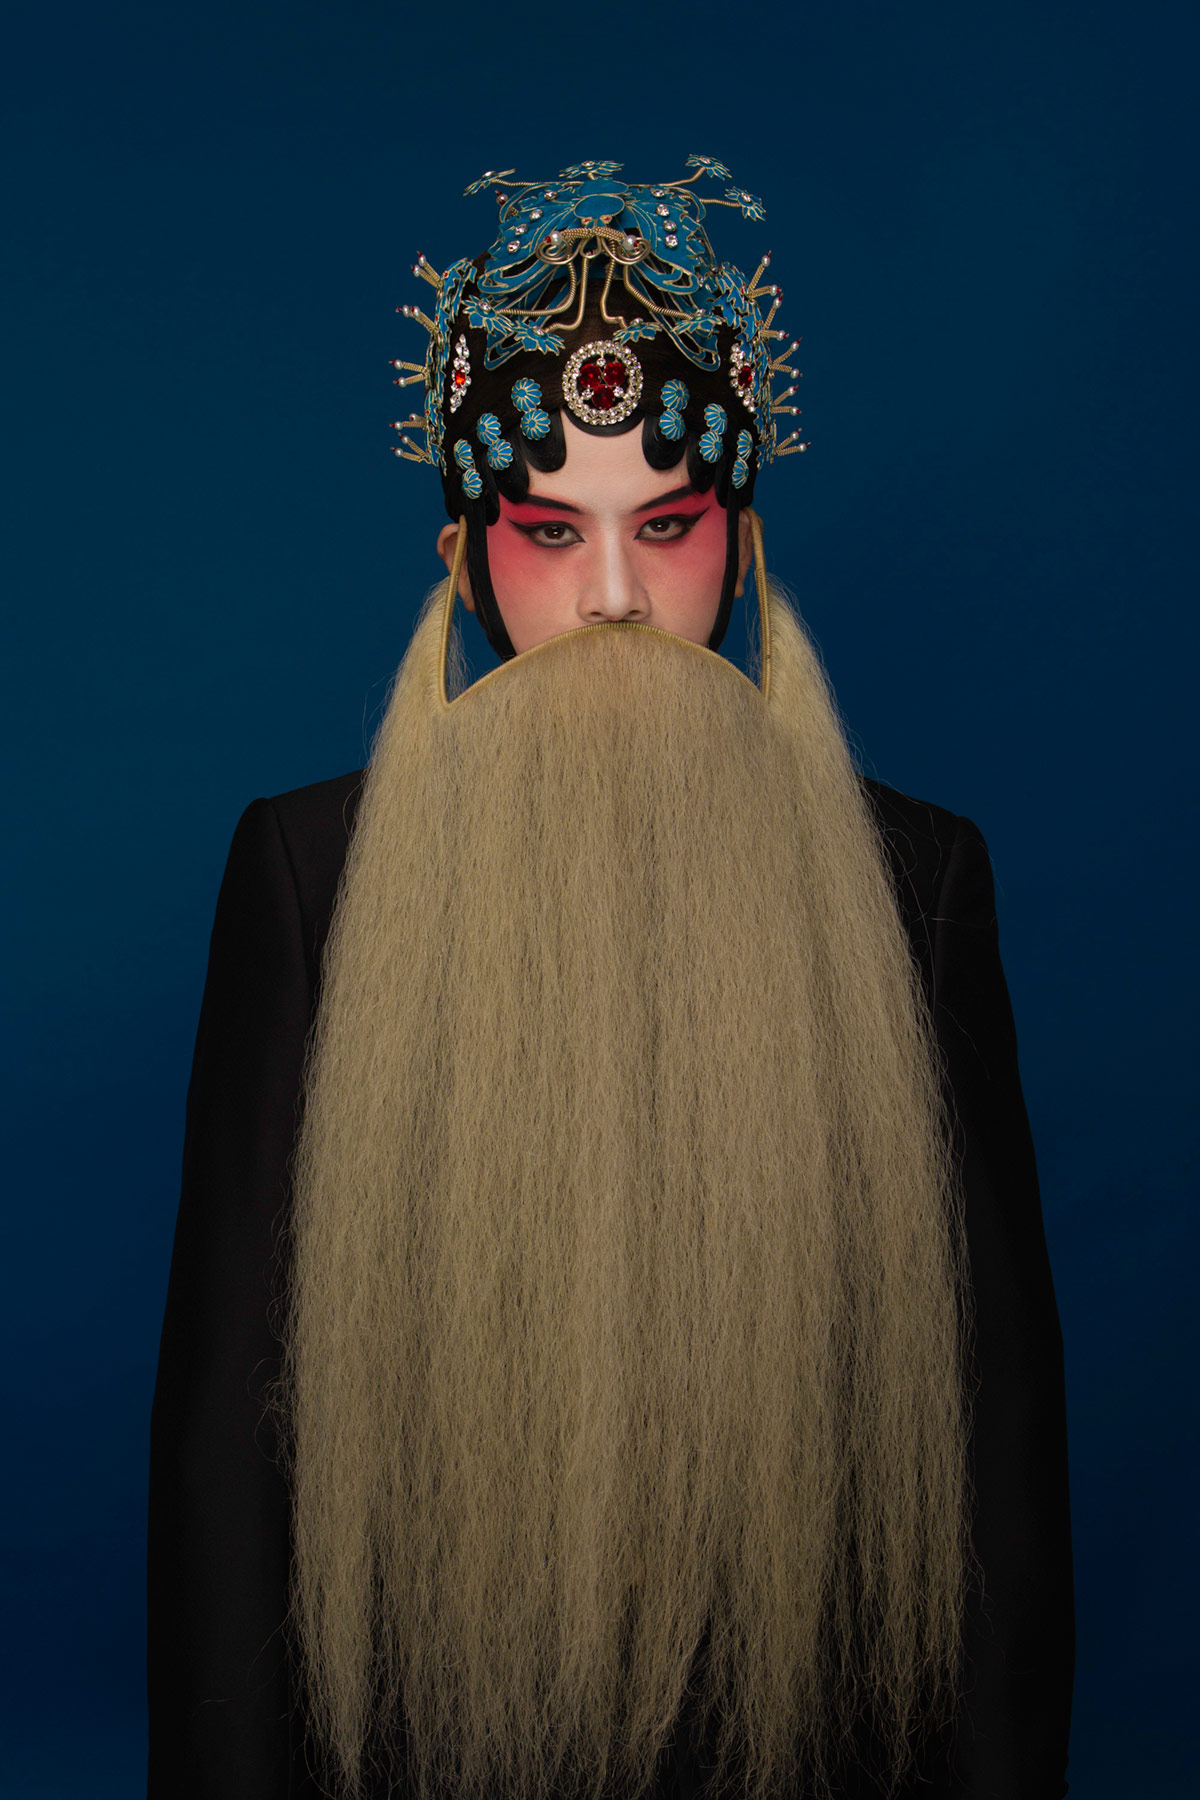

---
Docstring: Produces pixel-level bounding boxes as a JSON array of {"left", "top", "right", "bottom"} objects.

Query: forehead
[{"left": 527, "top": 414, "right": 693, "bottom": 510}]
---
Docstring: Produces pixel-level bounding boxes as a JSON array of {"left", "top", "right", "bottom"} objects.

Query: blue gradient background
[{"left": 2, "top": 2, "right": 1195, "bottom": 1794}]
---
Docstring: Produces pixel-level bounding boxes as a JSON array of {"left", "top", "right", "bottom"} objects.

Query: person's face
[{"left": 437, "top": 413, "right": 754, "bottom": 656}]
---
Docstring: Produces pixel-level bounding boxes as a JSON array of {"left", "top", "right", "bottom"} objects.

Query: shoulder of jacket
[
  {"left": 857, "top": 776, "right": 973, "bottom": 961},
  {"left": 858, "top": 774, "right": 964, "bottom": 852},
  {"left": 262, "top": 767, "right": 366, "bottom": 864},
  {"left": 265, "top": 767, "right": 366, "bottom": 825},
  {"left": 247, "top": 770, "right": 367, "bottom": 976}
]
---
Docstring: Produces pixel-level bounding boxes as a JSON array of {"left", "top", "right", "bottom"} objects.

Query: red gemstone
[
  {"left": 453, "top": 368, "right": 467, "bottom": 388},
  {"left": 737, "top": 366, "right": 753, "bottom": 390},
  {"left": 577, "top": 356, "right": 628, "bottom": 410}
]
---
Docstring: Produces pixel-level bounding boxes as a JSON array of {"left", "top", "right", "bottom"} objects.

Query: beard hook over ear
[{"left": 438, "top": 515, "right": 470, "bottom": 714}]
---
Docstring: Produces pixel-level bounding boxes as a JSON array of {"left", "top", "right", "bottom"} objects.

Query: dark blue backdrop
[{"left": 3, "top": 1, "right": 1195, "bottom": 1794}]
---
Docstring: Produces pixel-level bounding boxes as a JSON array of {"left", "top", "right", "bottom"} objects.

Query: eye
[
  {"left": 516, "top": 520, "right": 582, "bottom": 547},
  {"left": 636, "top": 512, "right": 705, "bottom": 542}
]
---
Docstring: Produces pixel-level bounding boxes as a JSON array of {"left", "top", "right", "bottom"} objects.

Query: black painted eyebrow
[
  {"left": 633, "top": 485, "right": 699, "bottom": 513},
  {"left": 517, "top": 494, "right": 582, "bottom": 514},
  {"left": 518, "top": 483, "right": 700, "bottom": 517}
]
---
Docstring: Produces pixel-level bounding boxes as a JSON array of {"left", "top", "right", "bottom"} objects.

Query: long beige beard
[{"left": 281, "top": 583, "right": 972, "bottom": 1800}]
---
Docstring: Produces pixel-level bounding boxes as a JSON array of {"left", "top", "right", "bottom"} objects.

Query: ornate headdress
[{"left": 389, "top": 156, "right": 809, "bottom": 483}]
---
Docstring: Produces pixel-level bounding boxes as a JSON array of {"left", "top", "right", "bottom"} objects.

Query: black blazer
[{"left": 147, "top": 770, "right": 1075, "bottom": 1799}]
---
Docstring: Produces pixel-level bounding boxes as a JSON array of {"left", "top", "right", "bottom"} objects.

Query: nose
[{"left": 579, "top": 527, "right": 650, "bottom": 625}]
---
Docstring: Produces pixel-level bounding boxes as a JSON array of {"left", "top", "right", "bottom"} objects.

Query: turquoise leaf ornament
[
  {"left": 453, "top": 438, "right": 483, "bottom": 498},
  {"left": 724, "top": 185, "right": 766, "bottom": 221},
  {"left": 513, "top": 321, "right": 565, "bottom": 354},
  {"left": 614, "top": 319, "right": 660, "bottom": 345},
  {"left": 686, "top": 154, "right": 732, "bottom": 180},
  {"left": 463, "top": 168, "right": 516, "bottom": 196},
  {"left": 464, "top": 296, "right": 500, "bottom": 331},
  {"left": 461, "top": 295, "right": 513, "bottom": 355},
  {"left": 557, "top": 160, "right": 623, "bottom": 179},
  {"left": 672, "top": 310, "right": 719, "bottom": 343}
]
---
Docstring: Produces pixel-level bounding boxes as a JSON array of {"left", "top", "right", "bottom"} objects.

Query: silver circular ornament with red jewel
[{"left": 561, "top": 340, "right": 644, "bottom": 426}]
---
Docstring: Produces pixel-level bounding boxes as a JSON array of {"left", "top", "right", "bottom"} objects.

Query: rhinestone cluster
[
  {"left": 729, "top": 341, "right": 756, "bottom": 415},
  {"left": 448, "top": 334, "right": 471, "bottom": 413},
  {"left": 562, "top": 340, "right": 644, "bottom": 426}
]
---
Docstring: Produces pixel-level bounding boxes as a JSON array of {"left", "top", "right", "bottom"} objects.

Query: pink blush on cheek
[
  {"left": 482, "top": 494, "right": 733, "bottom": 653},
  {"left": 664, "top": 502, "right": 726, "bottom": 572},
  {"left": 485, "top": 510, "right": 570, "bottom": 596},
  {"left": 642, "top": 504, "right": 729, "bottom": 613},
  {"left": 484, "top": 508, "right": 581, "bottom": 651}
]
